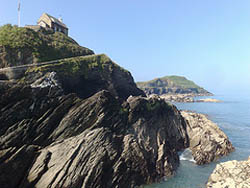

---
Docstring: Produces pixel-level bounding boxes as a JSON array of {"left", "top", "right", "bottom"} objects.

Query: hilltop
[
  {"left": 136, "top": 75, "right": 212, "bottom": 95},
  {"left": 0, "top": 24, "right": 94, "bottom": 68}
]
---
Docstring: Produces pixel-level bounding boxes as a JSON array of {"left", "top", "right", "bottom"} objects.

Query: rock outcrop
[
  {"left": 181, "top": 111, "right": 234, "bottom": 165},
  {"left": 0, "top": 83, "right": 189, "bottom": 187},
  {"left": 0, "top": 41, "right": 190, "bottom": 187},
  {"left": 160, "top": 94, "right": 195, "bottom": 103},
  {"left": 159, "top": 94, "right": 221, "bottom": 103},
  {"left": 207, "top": 157, "right": 250, "bottom": 188},
  {"left": 0, "top": 24, "right": 234, "bottom": 188},
  {"left": 0, "top": 54, "right": 145, "bottom": 100}
]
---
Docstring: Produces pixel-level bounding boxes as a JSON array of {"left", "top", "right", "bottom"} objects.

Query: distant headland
[{"left": 136, "top": 75, "right": 212, "bottom": 96}]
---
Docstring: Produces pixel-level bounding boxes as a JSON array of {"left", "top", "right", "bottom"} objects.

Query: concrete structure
[{"left": 37, "top": 13, "right": 68, "bottom": 35}]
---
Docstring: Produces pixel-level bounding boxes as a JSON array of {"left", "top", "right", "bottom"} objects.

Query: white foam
[{"left": 179, "top": 148, "right": 196, "bottom": 163}]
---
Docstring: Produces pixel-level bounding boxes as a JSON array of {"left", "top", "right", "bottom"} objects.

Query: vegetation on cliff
[
  {"left": 137, "top": 75, "right": 211, "bottom": 95},
  {"left": 20, "top": 54, "right": 144, "bottom": 100},
  {"left": 26, "top": 54, "right": 128, "bottom": 77},
  {"left": 0, "top": 24, "right": 94, "bottom": 68}
]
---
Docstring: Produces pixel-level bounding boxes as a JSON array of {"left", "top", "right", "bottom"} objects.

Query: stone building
[{"left": 37, "top": 13, "right": 68, "bottom": 35}]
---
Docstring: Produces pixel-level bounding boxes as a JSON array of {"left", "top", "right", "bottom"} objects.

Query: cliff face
[
  {"left": 137, "top": 75, "right": 211, "bottom": 95},
  {"left": 0, "top": 54, "right": 145, "bottom": 100},
  {"left": 0, "top": 32, "right": 189, "bottom": 187},
  {"left": 0, "top": 77, "right": 188, "bottom": 188},
  {"left": 0, "top": 25, "right": 233, "bottom": 188}
]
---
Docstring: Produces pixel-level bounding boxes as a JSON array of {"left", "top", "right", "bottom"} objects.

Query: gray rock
[
  {"left": 0, "top": 87, "right": 188, "bottom": 187},
  {"left": 181, "top": 111, "right": 234, "bottom": 165},
  {"left": 207, "top": 157, "right": 250, "bottom": 188},
  {"left": 0, "top": 145, "right": 40, "bottom": 188}
]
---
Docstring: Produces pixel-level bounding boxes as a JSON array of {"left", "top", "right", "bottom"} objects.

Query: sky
[{"left": 1, "top": 0, "right": 250, "bottom": 94}]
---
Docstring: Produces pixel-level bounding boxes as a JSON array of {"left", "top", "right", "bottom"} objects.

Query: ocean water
[{"left": 145, "top": 93, "right": 250, "bottom": 188}]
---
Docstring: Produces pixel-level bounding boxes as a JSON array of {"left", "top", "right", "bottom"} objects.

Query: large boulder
[
  {"left": 181, "top": 111, "right": 234, "bottom": 165},
  {"left": 207, "top": 157, "right": 250, "bottom": 188}
]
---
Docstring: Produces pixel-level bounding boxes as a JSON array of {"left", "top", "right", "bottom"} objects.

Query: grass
[
  {"left": 25, "top": 54, "right": 130, "bottom": 80},
  {"left": 162, "top": 75, "right": 201, "bottom": 89},
  {"left": 137, "top": 75, "right": 203, "bottom": 89},
  {"left": 0, "top": 24, "right": 94, "bottom": 67}
]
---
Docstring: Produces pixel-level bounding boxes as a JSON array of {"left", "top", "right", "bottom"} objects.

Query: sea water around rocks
[{"left": 146, "top": 93, "right": 250, "bottom": 188}]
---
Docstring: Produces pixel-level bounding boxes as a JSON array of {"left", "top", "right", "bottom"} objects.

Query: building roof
[{"left": 38, "top": 13, "right": 68, "bottom": 29}]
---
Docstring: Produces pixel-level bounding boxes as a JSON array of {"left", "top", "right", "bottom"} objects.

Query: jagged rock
[
  {"left": 0, "top": 24, "right": 234, "bottom": 188},
  {"left": 0, "top": 145, "right": 40, "bottom": 188},
  {"left": 181, "top": 111, "right": 234, "bottom": 165},
  {"left": 0, "top": 81, "right": 188, "bottom": 188},
  {"left": 207, "top": 157, "right": 250, "bottom": 188}
]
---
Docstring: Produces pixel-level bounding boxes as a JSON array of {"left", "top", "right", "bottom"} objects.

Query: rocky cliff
[
  {"left": 0, "top": 25, "right": 233, "bottom": 188},
  {"left": 0, "top": 79, "right": 188, "bottom": 187},
  {"left": 207, "top": 157, "right": 250, "bottom": 188},
  {"left": 137, "top": 75, "right": 211, "bottom": 96},
  {"left": 0, "top": 32, "right": 190, "bottom": 187}
]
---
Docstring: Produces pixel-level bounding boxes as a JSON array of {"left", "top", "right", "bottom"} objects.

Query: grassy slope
[
  {"left": 137, "top": 75, "right": 209, "bottom": 93},
  {"left": 162, "top": 75, "right": 201, "bottom": 89},
  {"left": 0, "top": 24, "right": 94, "bottom": 66},
  {"left": 26, "top": 54, "right": 129, "bottom": 77}
]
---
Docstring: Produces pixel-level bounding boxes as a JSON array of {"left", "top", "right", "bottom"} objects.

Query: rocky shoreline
[
  {"left": 0, "top": 77, "right": 234, "bottom": 188},
  {"left": 157, "top": 93, "right": 221, "bottom": 103},
  {"left": 0, "top": 79, "right": 234, "bottom": 188}
]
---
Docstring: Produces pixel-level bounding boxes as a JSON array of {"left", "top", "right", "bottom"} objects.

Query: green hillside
[
  {"left": 137, "top": 75, "right": 211, "bottom": 95},
  {"left": 162, "top": 76, "right": 201, "bottom": 89},
  {"left": 0, "top": 24, "right": 94, "bottom": 68}
]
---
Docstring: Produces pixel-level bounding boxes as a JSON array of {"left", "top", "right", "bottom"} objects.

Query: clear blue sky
[{"left": 1, "top": 0, "right": 250, "bottom": 94}]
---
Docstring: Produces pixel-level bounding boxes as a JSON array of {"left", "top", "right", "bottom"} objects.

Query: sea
[{"left": 145, "top": 91, "right": 250, "bottom": 188}]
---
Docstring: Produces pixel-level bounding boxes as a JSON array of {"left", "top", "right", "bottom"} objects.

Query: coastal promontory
[
  {"left": 0, "top": 25, "right": 234, "bottom": 188},
  {"left": 0, "top": 25, "right": 189, "bottom": 187},
  {"left": 136, "top": 75, "right": 212, "bottom": 96}
]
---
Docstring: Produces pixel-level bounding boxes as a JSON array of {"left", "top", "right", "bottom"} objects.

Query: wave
[{"left": 179, "top": 148, "right": 196, "bottom": 163}]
